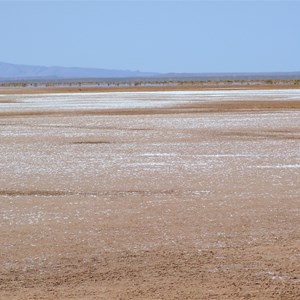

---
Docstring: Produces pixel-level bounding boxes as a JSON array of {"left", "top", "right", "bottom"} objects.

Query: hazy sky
[{"left": 1, "top": 1, "right": 299, "bottom": 73}]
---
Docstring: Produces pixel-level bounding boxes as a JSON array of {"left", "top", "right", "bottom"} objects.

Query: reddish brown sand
[{"left": 0, "top": 88, "right": 299, "bottom": 299}]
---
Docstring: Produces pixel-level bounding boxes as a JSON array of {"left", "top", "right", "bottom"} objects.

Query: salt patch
[
  {"left": 2, "top": 89, "right": 300, "bottom": 113},
  {"left": 255, "top": 164, "right": 300, "bottom": 169}
]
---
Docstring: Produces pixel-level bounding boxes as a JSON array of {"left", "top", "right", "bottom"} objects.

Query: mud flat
[{"left": 0, "top": 89, "right": 299, "bottom": 299}]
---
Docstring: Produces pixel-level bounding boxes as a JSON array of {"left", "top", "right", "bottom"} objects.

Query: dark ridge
[
  {"left": 0, "top": 190, "right": 72, "bottom": 197},
  {"left": 222, "top": 131, "right": 300, "bottom": 140},
  {"left": 71, "top": 141, "right": 111, "bottom": 144},
  {"left": 0, "top": 189, "right": 198, "bottom": 198}
]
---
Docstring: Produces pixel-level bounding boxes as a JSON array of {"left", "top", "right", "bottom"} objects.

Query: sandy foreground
[{"left": 0, "top": 88, "right": 299, "bottom": 299}]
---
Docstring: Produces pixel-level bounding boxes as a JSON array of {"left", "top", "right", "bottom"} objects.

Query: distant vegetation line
[{"left": 1, "top": 79, "right": 300, "bottom": 89}]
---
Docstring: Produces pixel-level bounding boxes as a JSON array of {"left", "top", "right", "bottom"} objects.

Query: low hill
[{"left": 0, "top": 62, "right": 158, "bottom": 80}]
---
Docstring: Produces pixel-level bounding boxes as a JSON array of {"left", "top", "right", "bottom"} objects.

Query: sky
[{"left": 1, "top": 1, "right": 300, "bottom": 73}]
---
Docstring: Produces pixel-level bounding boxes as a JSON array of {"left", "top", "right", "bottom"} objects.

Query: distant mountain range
[
  {"left": 0, "top": 62, "right": 158, "bottom": 80},
  {"left": 0, "top": 61, "right": 300, "bottom": 81}
]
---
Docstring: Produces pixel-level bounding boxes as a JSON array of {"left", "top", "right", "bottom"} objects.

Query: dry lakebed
[{"left": 0, "top": 88, "right": 299, "bottom": 299}]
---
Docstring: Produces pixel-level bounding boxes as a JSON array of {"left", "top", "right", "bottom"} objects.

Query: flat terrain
[
  {"left": 0, "top": 89, "right": 299, "bottom": 299},
  {"left": 0, "top": 82, "right": 300, "bottom": 96}
]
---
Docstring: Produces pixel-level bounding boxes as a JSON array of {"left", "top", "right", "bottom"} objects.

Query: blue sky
[{"left": 1, "top": 1, "right": 299, "bottom": 73}]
